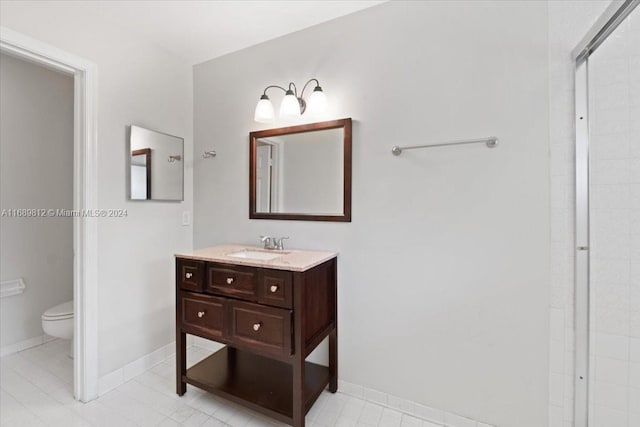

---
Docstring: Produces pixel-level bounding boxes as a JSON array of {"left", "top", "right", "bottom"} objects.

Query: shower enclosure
[{"left": 573, "top": 1, "right": 639, "bottom": 425}]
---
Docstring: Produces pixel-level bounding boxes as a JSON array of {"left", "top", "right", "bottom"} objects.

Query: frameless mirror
[
  {"left": 129, "top": 125, "right": 184, "bottom": 201},
  {"left": 249, "top": 118, "right": 351, "bottom": 222}
]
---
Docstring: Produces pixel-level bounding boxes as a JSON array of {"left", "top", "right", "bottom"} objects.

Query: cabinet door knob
[
  {"left": 197, "top": 311, "right": 205, "bottom": 318},
  {"left": 252, "top": 322, "right": 262, "bottom": 331},
  {"left": 270, "top": 285, "right": 279, "bottom": 293},
  {"left": 185, "top": 272, "right": 193, "bottom": 279},
  {"left": 226, "top": 277, "right": 234, "bottom": 285}
]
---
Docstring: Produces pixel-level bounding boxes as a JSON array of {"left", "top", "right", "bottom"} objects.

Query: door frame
[
  {"left": 256, "top": 142, "right": 273, "bottom": 212},
  {"left": 257, "top": 138, "right": 283, "bottom": 212},
  {"left": 0, "top": 26, "right": 99, "bottom": 402},
  {"left": 571, "top": 1, "right": 639, "bottom": 425}
]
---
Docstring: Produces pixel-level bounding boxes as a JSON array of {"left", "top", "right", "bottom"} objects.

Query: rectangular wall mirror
[
  {"left": 249, "top": 118, "right": 352, "bottom": 222},
  {"left": 129, "top": 125, "right": 184, "bottom": 201}
]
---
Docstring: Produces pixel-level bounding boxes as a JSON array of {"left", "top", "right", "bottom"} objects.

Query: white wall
[
  {"left": 0, "top": 2, "right": 193, "bottom": 377},
  {"left": 194, "top": 2, "right": 550, "bottom": 426},
  {"left": 0, "top": 53, "right": 74, "bottom": 348}
]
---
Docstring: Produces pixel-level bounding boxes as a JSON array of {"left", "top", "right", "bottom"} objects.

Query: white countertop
[{"left": 175, "top": 244, "right": 337, "bottom": 272}]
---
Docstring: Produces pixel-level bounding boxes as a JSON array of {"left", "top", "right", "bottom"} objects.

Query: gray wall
[
  {"left": 0, "top": 53, "right": 73, "bottom": 347},
  {"left": 193, "top": 1, "right": 550, "bottom": 425}
]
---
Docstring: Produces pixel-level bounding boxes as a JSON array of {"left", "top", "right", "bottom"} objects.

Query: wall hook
[{"left": 203, "top": 150, "right": 217, "bottom": 159}]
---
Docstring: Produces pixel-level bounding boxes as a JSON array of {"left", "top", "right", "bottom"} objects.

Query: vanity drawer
[
  {"left": 206, "top": 263, "right": 257, "bottom": 300},
  {"left": 228, "top": 300, "right": 292, "bottom": 356},
  {"left": 181, "top": 293, "right": 224, "bottom": 338},
  {"left": 177, "top": 259, "right": 204, "bottom": 292},
  {"left": 257, "top": 269, "right": 293, "bottom": 309}
]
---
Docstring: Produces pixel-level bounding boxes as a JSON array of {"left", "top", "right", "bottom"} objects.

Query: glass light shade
[
  {"left": 307, "top": 87, "right": 327, "bottom": 115},
  {"left": 254, "top": 96, "right": 275, "bottom": 123},
  {"left": 279, "top": 91, "right": 301, "bottom": 119}
]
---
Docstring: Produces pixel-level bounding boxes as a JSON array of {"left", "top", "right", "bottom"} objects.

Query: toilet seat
[{"left": 42, "top": 301, "right": 73, "bottom": 321}]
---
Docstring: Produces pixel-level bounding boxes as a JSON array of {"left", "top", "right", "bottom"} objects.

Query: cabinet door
[{"left": 227, "top": 300, "right": 292, "bottom": 356}]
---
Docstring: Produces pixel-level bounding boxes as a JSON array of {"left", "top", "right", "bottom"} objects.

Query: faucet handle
[
  {"left": 276, "top": 236, "right": 289, "bottom": 250},
  {"left": 260, "top": 235, "right": 274, "bottom": 249}
]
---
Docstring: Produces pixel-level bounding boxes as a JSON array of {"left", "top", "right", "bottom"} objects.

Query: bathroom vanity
[{"left": 174, "top": 244, "right": 338, "bottom": 427}]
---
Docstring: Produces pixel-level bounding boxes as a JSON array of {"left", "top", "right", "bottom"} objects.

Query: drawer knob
[
  {"left": 197, "top": 311, "right": 205, "bottom": 318},
  {"left": 185, "top": 272, "right": 193, "bottom": 279},
  {"left": 226, "top": 277, "right": 234, "bottom": 285},
  {"left": 252, "top": 322, "right": 262, "bottom": 331},
  {"left": 270, "top": 285, "right": 279, "bottom": 293}
]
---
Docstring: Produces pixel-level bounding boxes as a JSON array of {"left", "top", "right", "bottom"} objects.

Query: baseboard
[
  {"left": 337, "top": 379, "right": 494, "bottom": 427},
  {"left": 98, "top": 336, "right": 228, "bottom": 396},
  {"left": 97, "top": 341, "right": 494, "bottom": 427},
  {"left": 98, "top": 341, "right": 176, "bottom": 395},
  {"left": 0, "top": 334, "right": 56, "bottom": 357}
]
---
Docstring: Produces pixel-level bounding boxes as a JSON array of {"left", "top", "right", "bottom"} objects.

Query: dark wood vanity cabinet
[{"left": 175, "top": 255, "right": 338, "bottom": 427}]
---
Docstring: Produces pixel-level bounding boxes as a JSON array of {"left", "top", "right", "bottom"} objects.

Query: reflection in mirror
[
  {"left": 131, "top": 148, "right": 151, "bottom": 200},
  {"left": 256, "top": 128, "right": 343, "bottom": 214},
  {"left": 129, "top": 125, "right": 184, "bottom": 201},
  {"left": 250, "top": 118, "right": 351, "bottom": 222}
]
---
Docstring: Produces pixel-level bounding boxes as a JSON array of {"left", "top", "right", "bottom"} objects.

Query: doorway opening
[{"left": 0, "top": 27, "right": 99, "bottom": 402}]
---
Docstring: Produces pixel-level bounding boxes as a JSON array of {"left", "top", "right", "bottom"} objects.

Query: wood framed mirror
[{"left": 249, "top": 118, "right": 352, "bottom": 222}]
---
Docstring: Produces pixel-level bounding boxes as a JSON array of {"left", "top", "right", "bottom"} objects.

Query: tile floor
[{"left": 0, "top": 340, "right": 441, "bottom": 427}]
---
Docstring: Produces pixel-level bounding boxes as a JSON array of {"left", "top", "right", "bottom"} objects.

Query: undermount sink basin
[{"left": 227, "top": 249, "right": 288, "bottom": 261}]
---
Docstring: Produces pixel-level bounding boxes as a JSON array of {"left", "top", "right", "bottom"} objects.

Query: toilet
[{"left": 42, "top": 300, "right": 74, "bottom": 357}]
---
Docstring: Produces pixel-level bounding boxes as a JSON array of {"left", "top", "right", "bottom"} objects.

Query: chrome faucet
[
  {"left": 260, "top": 235, "right": 289, "bottom": 250},
  {"left": 275, "top": 236, "right": 289, "bottom": 250}
]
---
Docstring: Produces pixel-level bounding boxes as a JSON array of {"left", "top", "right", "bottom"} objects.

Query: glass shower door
[{"left": 587, "top": 6, "right": 639, "bottom": 426}]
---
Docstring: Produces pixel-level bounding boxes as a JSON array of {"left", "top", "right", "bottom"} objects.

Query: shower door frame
[{"left": 572, "top": 1, "right": 639, "bottom": 425}]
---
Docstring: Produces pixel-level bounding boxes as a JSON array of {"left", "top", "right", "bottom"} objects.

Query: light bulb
[
  {"left": 307, "top": 86, "right": 327, "bottom": 116},
  {"left": 279, "top": 90, "right": 301, "bottom": 119},
  {"left": 254, "top": 95, "right": 275, "bottom": 123}
]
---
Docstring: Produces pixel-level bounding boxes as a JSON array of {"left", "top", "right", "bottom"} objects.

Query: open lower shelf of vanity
[{"left": 184, "top": 346, "right": 329, "bottom": 424}]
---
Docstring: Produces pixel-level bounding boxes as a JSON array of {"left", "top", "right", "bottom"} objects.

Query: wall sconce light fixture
[{"left": 254, "top": 78, "right": 327, "bottom": 123}]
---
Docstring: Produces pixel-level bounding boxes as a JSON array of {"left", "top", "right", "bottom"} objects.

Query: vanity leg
[
  {"left": 292, "top": 359, "right": 306, "bottom": 427},
  {"left": 329, "top": 328, "right": 338, "bottom": 393},
  {"left": 292, "top": 272, "right": 306, "bottom": 427},
  {"left": 329, "top": 258, "right": 338, "bottom": 393},
  {"left": 176, "top": 330, "right": 186, "bottom": 396}
]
